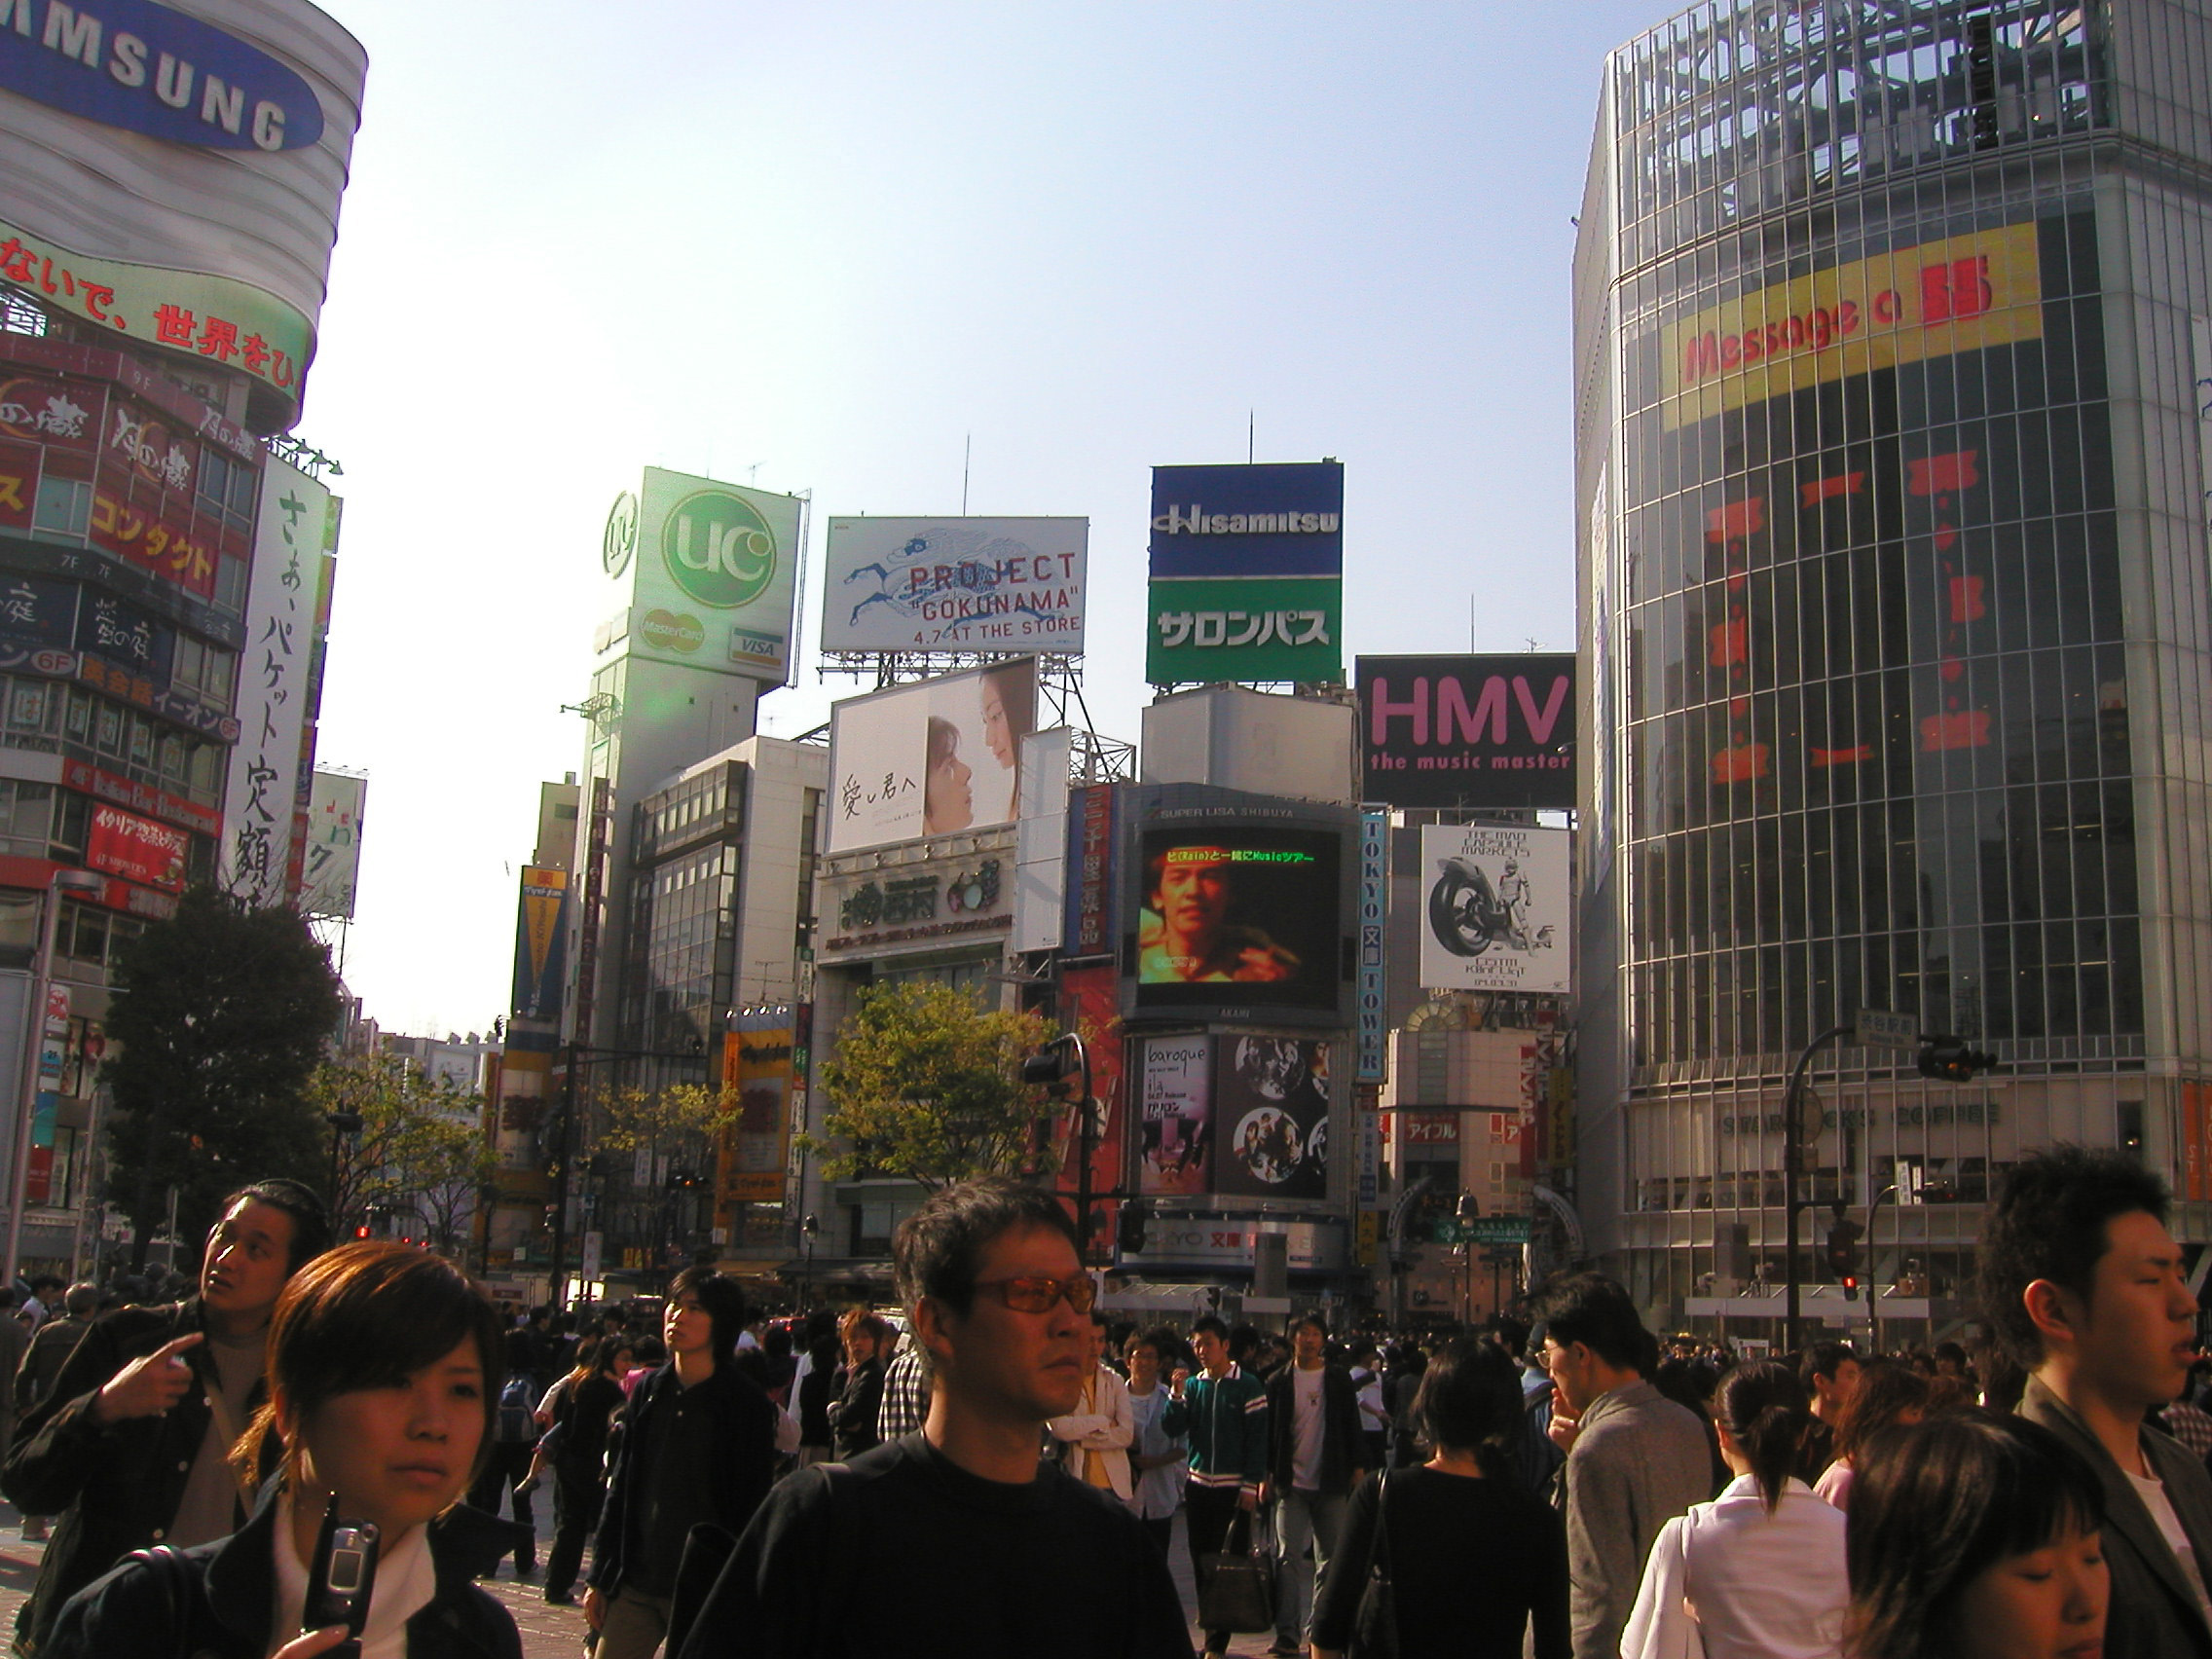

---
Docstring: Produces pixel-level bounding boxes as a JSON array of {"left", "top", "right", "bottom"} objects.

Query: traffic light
[
  {"left": 1022, "top": 1040, "right": 1077, "bottom": 1097},
  {"left": 1842, "top": 1272, "right": 1860, "bottom": 1302},
  {"left": 1825, "top": 1202, "right": 1862, "bottom": 1285},
  {"left": 1117, "top": 1198, "right": 1151, "bottom": 1257},
  {"left": 1917, "top": 1035, "right": 1998, "bottom": 1083}
]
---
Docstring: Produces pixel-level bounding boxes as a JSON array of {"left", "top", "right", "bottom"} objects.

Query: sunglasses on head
[{"left": 977, "top": 1273, "right": 1097, "bottom": 1314}]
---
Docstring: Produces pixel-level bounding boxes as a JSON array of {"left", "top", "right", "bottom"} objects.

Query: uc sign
[{"left": 0, "top": 0, "right": 326, "bottom": 152}]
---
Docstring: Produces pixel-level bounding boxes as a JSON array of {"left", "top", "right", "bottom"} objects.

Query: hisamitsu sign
[{"left": 1357, "top": 654, "right": 1576, "bottom": 810}]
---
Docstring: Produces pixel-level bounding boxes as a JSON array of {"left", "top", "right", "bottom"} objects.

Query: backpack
[{"left": 497, "top": 1371, "right": 536, "bottom": 1443}]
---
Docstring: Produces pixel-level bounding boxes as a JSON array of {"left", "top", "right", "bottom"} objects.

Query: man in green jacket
[
  {"left": 1172, "top": 1313, "right": 1269, "bottom": 1658},
  {"left": 1981, "top": 1146, "right": 2212, "bottom": 1659}
]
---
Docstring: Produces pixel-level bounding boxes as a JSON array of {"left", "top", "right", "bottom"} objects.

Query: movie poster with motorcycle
[
  {"left": 1212, "top": 1035, "right": 1330, "bottom": 1200},
  {"left": 1418, "top": 825, "right": 1569, "bottom": 993}
]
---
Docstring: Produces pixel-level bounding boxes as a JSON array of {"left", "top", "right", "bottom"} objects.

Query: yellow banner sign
[{"left": 1660, "top": 223, "right": 2044, "bottom": 428}]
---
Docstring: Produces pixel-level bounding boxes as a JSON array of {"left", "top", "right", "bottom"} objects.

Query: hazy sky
[{"left": 300, "top": 1, "right": 1664, "bottom": 1037}]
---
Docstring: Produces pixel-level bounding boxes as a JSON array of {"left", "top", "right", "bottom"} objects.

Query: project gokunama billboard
[
  {"left": 827, "top": 657, "right": 1039, "bottom": 853},
  {"left": 821, "top": 516, "right": 1088, "bottom": 653},
  {"left": 1417, "top": 823, "right": 1570, "bottom": 994},
  {"left": 604, "top": 468, "right": 805, "bottom": 685},
  {"left": 1147, "top": 461, "right": 1343, "bottom": 684},
  {"left": 0, "top": 0, "right": 369, "bottom": 431},
  {"left": 1356, "top": 654, "right": 1577, "bottom": 810}
]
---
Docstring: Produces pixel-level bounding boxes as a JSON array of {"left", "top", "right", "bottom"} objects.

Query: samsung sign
[
  {"left": 0, "top": 0, "right": 323, "bottom": 150},
  {"left": 1149, "top": 461, "right": 1344, "bottom": 578}
]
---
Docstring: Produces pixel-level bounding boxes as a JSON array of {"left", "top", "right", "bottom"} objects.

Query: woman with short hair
[{"left": 46, "top": 1242, "right": 520, "bottom": 1659}]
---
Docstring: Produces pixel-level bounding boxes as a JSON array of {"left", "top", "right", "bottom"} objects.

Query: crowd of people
[{"left": 0, "top": 1142, "right": 2200, "bottom": 1657}]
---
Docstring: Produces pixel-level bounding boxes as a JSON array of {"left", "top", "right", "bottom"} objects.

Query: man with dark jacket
[
  {"left": 2, "top": 1179, "right": 327, "bottom": 1657},
  {"left": 13, "top": 1280, "right": 98, "bottom": 1542},
  {"left": 1981, "top": 1146, "right": 2212, "bottom": 1658},
  {"left": 1263, "top": 1313, "right": 1366, "bottom": 1657},
  {"left": 585, "top": 1267, "right": 795, "bottom": 1659}
]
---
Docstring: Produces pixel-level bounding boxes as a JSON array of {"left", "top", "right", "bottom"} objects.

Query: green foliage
[
  {"left": 310, "top": 1052, "right": 498, "bottom": 1253},
  {"left": 809, "top": 980, "right": 1052, "bottom": 1189},
  {"left": 102, "top": 885, "right": 344, "bottom": 1265}
]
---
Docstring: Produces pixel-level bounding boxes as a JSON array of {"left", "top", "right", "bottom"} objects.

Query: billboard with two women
[{"left": 826, "top": 658, "right": 1040, "bottom": 853}]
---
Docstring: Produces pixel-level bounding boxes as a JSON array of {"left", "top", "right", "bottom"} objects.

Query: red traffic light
[
  {"left": 353, "top": 1225, "right": 369, "bottom": 1239},
  {"left": 1842, "top": 1273, "right": 1860, "bottom": 1301}
]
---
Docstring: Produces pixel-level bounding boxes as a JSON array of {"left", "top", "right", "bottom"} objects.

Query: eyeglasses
[{"left": 977, "top": 1273, "right": 1097, "bottom": 1314}]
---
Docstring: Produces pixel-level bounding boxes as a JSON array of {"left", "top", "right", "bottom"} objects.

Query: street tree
[
  {"left": 809, "top": 980, "right": 1053, "bottom": 1189},
  {"left": 311, "top": 1052, "right": 497, "bottom": 1254},
  {"left": 102, "top": 884, "right": 343, "bottom": 1267}
]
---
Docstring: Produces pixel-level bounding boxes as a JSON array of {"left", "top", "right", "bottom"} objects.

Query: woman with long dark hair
[
  {"left": 1845, "top": 1412, "right": 2106, "bottom": 1659},
  {"left": 46, "top": 1242, "right": 519, "bottom": 1659},
  {"left": 1621, "top": 1360, "right": 1849, "bottom": 1659},
  {"left": 1309, "top": 1338, "right": 1567, "bottom": 1659}
]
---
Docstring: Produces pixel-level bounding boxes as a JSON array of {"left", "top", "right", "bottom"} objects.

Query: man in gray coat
[
  {"left": 1980, "top": 1145, "right": 2212, "bottom": 1658},
  {"left": 1533, "top": 1272, "right": 1713, "bottom": 1659}
]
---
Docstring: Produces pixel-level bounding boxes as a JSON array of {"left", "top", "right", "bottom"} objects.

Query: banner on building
[
  {"left": 822, "top": 516, "right": 1088, "bottom": 653},
  {"left": 1139, "top": 1035, "right": 1211, "bottom": 1197},
  {"left": 722, "top": 1008, "right": 796, "bottom": 1203},
  {"left": 1357, "top": 810, "right": 1387, "bottom": 1081},
  {"left": 1051, "top": 965, "right": 1124, "bottom": 1251},
  {"left": 1212, "top": 1035, "right": 1329, "bottom": 1200},
  {"left": 1417, "top": 824, "right": 1570, "bottom": 994},
  {"left": 86, "top": 802, "right": 186, "bottom": 891},
  {"left": 222, "top": 453, "right": 324, "bottom": 904},
  {"left": 509, "top": 867, "right": 569, "bottom": 1024},
  {"left": 300, "top": 769, "right": 365, "bottom": 919},
  {"left": 608, "top": 468, "right": 804, "bottom": 684}
]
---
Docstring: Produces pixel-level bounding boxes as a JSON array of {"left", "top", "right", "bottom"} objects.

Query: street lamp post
[
  {"left": 4, "top": 868, "right": 103, "bottom": 1292},
  {"left": 1022, "top": 1032, "right": 1096, "bottom": 1261},
  {"left": 800, "top": 1212, "right": 818, "bottom": 1310},
  {"left": 1782, "top": 1024, "right": 1851, "bottom": 1354}
]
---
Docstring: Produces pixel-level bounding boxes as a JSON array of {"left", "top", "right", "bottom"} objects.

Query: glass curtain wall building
[{"left": 1574, "top": 0, "right": 2212, "bottom": 1330}]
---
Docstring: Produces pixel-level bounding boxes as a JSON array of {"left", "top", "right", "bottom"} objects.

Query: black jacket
[
  {"left": 828, "top": 1357, "right": 885, "bottom": 1462},
  {"left": 588, "top": 1361, "right": 782, "bottom": 1600},
  {"left": 43, "top": 1484, "right": 525, "bottom": 1659},
  {"left": 1266, "top": 1362, "right": 1369, "bottom": 1496},
  {"left": 1, "top": 1297, "right": 277, "bottom": 1656}
]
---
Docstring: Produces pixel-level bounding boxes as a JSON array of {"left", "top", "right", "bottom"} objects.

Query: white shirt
[
  {"left": 1620, "top": 1474, "right": 1849, "bottom": 1659},
  {"left": 1047, "top": 1363, "right": 1135, "bottom": 1499},
  {"left": 2126, "top": 1466, "right": 2212, "bottom": 1625},
  {"left": 1290, "top": 1365, "right": 1326, "bottom": 1490}
]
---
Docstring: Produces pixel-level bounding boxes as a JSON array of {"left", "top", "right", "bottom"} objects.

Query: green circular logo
[{"left": 661, "top": 490, "right": 777, "bottom": 610}]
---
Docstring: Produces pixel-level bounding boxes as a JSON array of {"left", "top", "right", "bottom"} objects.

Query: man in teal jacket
[{"left": 1173, "top": 1314, "right": 1270, "bottom": 1658}]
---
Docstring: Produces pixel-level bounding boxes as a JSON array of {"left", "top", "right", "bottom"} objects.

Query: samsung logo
[
  {"left": 1152, "top": 503, "right": 1340, "bottom": 535},
  {"left": 0, "top": 0, "right": 324, "bottom": 152}
]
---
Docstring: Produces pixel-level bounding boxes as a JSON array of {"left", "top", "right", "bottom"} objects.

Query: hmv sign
[{"left": 1356, "top": 653, "right": 1577, "bottom": 810}]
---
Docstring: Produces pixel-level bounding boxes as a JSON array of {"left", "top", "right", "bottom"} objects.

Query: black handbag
[
  {"left": 1198, "top": 1508, "right": 1277, "bottom": 1633},
  {"left": 1348, "top": 1472, "right": 1398, "bottom": 1659}
]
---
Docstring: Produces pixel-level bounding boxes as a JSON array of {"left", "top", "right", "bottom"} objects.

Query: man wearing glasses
[{"left": 678, "top": 1176, "right": 1191, "bottom": 1658}]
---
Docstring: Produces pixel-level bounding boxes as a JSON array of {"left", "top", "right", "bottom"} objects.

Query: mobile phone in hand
[{"left": 303, "top": 1501, "right": 379, "bottom": 1643}]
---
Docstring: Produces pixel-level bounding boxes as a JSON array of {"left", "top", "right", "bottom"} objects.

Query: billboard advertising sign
[
  {"left": 605, "top": 468, "right": 804, "bottom": 683},
  {"left": 1417, "top": 824, "right": 1570, "bottom": 994},
  {"left": 1129, "top": 819, "right": 1346, "bottom": 1018},
  {"left": 827, "top": 658, "right": 1039, "bottom": 853},
  {"left": 1063, "top": 783, "right": 1116, "bottom": 958},
  {"left": 1357, "top": 654, "right": 1577, "bottom": 810},
  {"left": 1148, "top": 461, "right": 1344, "bottom": 578},
  {"left": 221, "top": 452, "right": 324, "bottom": 903},
  {"left": 86, "top": 801, "right": 186, "bottom": 890},
  {"left": 509, "top": 866, "right": 569, "bottom": 1024},
  {"left": 0, "top": 0, "right": 368, "bottom": 429},
  {"left": 1146, "top": 575, "right": 1341, "bottom": 685},
  {"left": 1050, "top": 966, "right": 1124, "bottom": 1249},
  {"left": 822, "top": 517, "right": 1088, "bottom": 653},
  {"left": 299, "top": 768, "right": 364, "bottom": 919},
  {"left": 1213, "top": 1035, "right": 1329, "bottom": 1200},
  {"left": 1139, "top": 1035, "right": 1211, "bottom": 1197},
  {"left": 722, "top": 1009, "right": 795, "bottom": 1203}
]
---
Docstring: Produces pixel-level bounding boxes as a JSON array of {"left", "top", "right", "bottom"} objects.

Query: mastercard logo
[{"left": 641, "top": 609, "right": 704, "bottom": 653}]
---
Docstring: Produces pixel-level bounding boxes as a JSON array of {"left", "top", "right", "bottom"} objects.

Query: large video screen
[{"left": 1130, "top": 825, "right": 1344, "bottom": 1014}]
